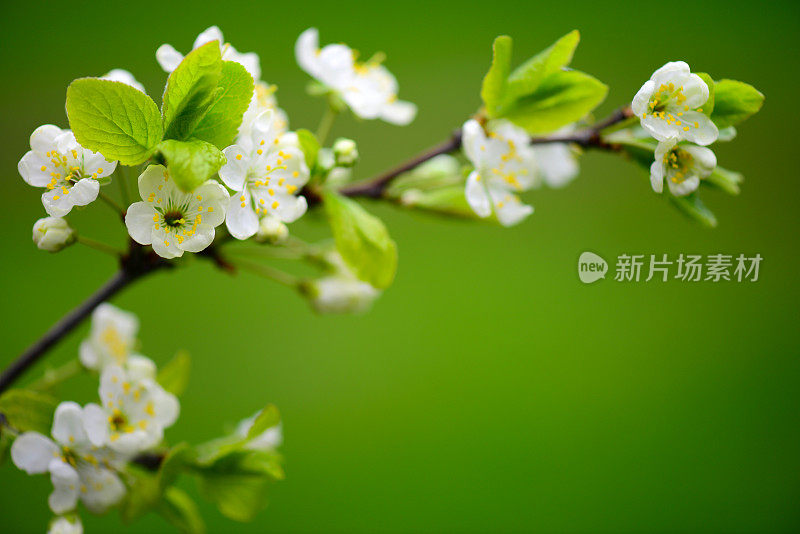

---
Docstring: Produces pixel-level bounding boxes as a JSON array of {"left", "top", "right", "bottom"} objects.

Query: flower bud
[
  {"left": 332, "top": 138, "right": 359, "bottom": 167},
  {"left": 255, "top": 215, "right": 289, "bottom": 244},
  {"left": 32, "top": 217, "right": 76, "bottom": 252}
]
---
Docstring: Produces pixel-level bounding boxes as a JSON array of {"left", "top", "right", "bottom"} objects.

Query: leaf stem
[
  {"left": 77, "top": 235, "right": 123, "bottom": 257},
  {"left": 316, "top": 105, "right": 339, "bottom": 146},
  {"left": 231, "top": 257, "right": 300, "bottom": 288},
  {"left": 29, "top": 359, "right": 83, "bottom": 392}
]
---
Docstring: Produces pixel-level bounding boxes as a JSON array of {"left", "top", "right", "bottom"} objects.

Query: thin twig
[{"left": 76, "top": 235, "right": 123, "bottom": 257}]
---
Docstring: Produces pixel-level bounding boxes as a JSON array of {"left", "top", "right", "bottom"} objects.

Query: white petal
[
  {"left": 151, "top": 227, "right": 184, "bottom": 259},
  {"left": 156, "top": 44, "right": 184, "bottom": 72},
  {"left": 295, "top": 28, "right": 320, "bottom": 76},
  {"left": 534, "top": 144, "right": 579, "bottom": 188},
  {"left": 78, "top": 341, "right": 99, "bottom": 370},
  {"left": 465, "top": 170, "right": 492, "bottom": 218},
  {"left": 82, "top": 403, "right": 110, "bottom": 447},
  {"left": 42, "top": 189, "right": 74, "bottom": 217},
  {"left": 194, "top": 181, "right": 229, "bottom": 227},
  {"left": 490, "top": 187, "right": 533, "bottom": 226},
  {"left": 649, "top": 160, "right": 664, "bottom": 193},
  {"left": 193, "top": 26, "right": 223, "bottom": 49},
  {"left": 641, "top": 115, "right": 680, "bottom": 143},
  {"left": 66, "top": 179, "right": 99, "bottom": 207},
  {"left": 381, "top": 100, "right": 417, "bottom": 125},
  {"left": 228, "top": 50, "right": 261, "bottom": 81},
  {"left": 681, "top": 73, "right": 710, "bottom": 109},
  {"left": 683, "top": 144, "right": 717, "bottom": 175},
  {"left": 151, "top": 386, "right": 180, "bottom": 428},
  {"left": 651, "top": 61, "right": 691, "bottom": 86},
  {"left": 79, "top": 465, "right": 126, "bottom": 513},
  {"left": 52, "top": 402, "right": 88, "bottom": 447},
  {"left": 226, "top": 193, "right": 259, "bottom": 239},
  {"left": 101, "top": 69, "right": 145, "bottom": 92},
  {"left": 219, "top": 146, "right": 249, "bottom": 191},
  {"left": 18, "top": 151, "right": 54, "bottom": 187},
  {"left": 30, "top": 125, "right": 64, "bottom": 154},
  {"left": 126, "top": 355, "right": 157, "bottom": 382},
  {"left": 179, "top": 223, "right": 215, "bottom": 253},
  {"left": 632, "top": 80, "right": 655, "bottom": 116},
  {"left": 679, "top": 112, "right": 718, "bottom": 146},
  {"left": 125, "top": 202, "right": 156, "bottom": 245},
  {"left": 48, "top": 459, "right": 80, "bottom": 514},
  {"left": 10, "top": 432, "right": 59, "bottom": 474},
  {"left": 668, "top": 174, "right": 700, "bottom": 196},
  {"left": 137, "top": 164, "right": 168, "bottom": 200},
  {"left": 461, "top": 120, "right": 487, "bottom": 167}
]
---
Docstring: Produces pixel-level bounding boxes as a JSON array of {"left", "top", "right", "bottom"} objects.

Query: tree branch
[{"left": 339, "top": 106, "right": 634, "bottom": 200}]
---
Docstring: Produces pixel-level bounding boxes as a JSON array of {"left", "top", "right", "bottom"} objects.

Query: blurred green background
[{"left": 1, "top": 0, "right": 798, "bottom": 532}]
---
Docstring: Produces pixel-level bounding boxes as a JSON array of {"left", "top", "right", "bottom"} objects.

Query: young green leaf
[
  {"left": 505, "top": 30, "right": 580, "bottom": 102},
  {"left": 711, "top": 79, "right": 764, "bottom": 128},
  {"left": 295, "top": 129, "right": 320, "bottom": 170},
  {"left": 66, "top": 79, "right": 163, "bottom": 165},
  {"left": 398, "top": 186, "right": 479, "bottom": 219},
  {"left": 120, "top": 465, "right": 162, "bottom": 523},
  {"left": 695, "top": 72, "right": 715, "bottom": 117},
  {"left": 503, "top": 69, "right": 608, "bottom": 134},
  {"left": 669, "top": 193, "right": 717, "bottom": 228},
  {"left": 322, "top": 192, "right": 398, "bottom": 289},
  {"left": 480, "top": 35, "right": 513, "bottom": 117},
  {"left": 157, "top": 139, "right": 226, "bottom": 192},
  {"left": 246, "top": 405, "right": 281, "bottom": 440},
  {"left": 157, "top": 350, "right": 192, "bottom": 397},
  {"left": 158, "top": 487, "right": 206, "bottom": 534},
  {"left": 162, "top": 41, "right": 223, "bottom": 141},
  {"left": 703, "top": 165, "right": 743, "bottom": 196},
  {"left": 190, "top": 61, "right": 254, "bottom": 150},
  {"left": 0, "top": 389, "right": 58, "bottom": 434}
]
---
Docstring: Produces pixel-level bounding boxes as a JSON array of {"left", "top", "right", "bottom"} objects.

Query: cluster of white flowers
[
  {"left": 461, "top": 119, "right": 580, "bottom": 226},
  {"left": 10, "top": 304, "right": 179, "bottom": 532},
  {"left": 632, "top": 61, "right": 718, "bottom": 196}
]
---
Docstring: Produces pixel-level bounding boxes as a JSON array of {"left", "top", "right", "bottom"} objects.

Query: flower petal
[
  {"left": 632, "top": 80, "right": 655, "bottom": 116},
  {"left": 42, "top": 189, "right": 74, "bottom": 218},
  {"left": 381, "top": 100, "right": 417, "bottom": 125},
  {"left": 47, "top": 459, "right": 80, "bottom": 514},
  {"left": 52, "top": 402, "right": 88, "bottom": 447},
  {"left": 151, "top": 227, "right": 184, "bottom": 259},
  {"left": 30, "top": 125, "right": 64, "bottom": 154},
  {"left": 18, "top": 151, "right": 54, "bottom": 187},
  {"left": 649, "top": 160, "right": 664, "bottom": 193},
  {"left": 138, "top": 165, "right": 168, "bottom": 200},
  {"left": 125, "top": 202, "right": 156, "bottom": 245},
  {"left": 67, "top": 179, "right": 99, "bottom": 207},
  {"left": 465, "top": 170, "right": 492, "bottom": 218},
  {"left": 679, "top": 112, "right": 719, "bottom": 146},
  {"left": 219, "top": 146, "right": 249, "bottom": 191},
  {"left": 156, "top": 44, "right": 184, "bottom": 73},
  {"left": 82, "top": 403, "right": 110, "bottom": 447},
  {"left": 193, "top": 26, "right": 223, "bottom": 49},
  {"left": 179, "top": 223, "right": 215, "bottom": 253},
  {"left": 295, "top": 28, "right": 320, "bottom": 76},
  {"left": 10, "top": 432, "right": 59, "bottom": 474},
  {"left": 226, "top": 193, "right": 259, "bottom": 239},
  {"left": 78, "top": 464, "right": 126, "bottom": 514}
]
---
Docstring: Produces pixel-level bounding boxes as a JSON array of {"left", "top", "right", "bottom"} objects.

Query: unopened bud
[
  {"left": 332, "top": 138, "right": 359, "bottom": 167},
  {"left": 255, "top": 215, "right": 289, "bottom": 244},
  {"left": 32, "top": 217, "right": 75, "bottom": 252}
]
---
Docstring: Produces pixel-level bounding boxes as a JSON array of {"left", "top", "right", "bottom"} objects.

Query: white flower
[
  {"left": 219, "top": 110, "right": 310, "bottom": 239},
  {"left": 295, "top": 28, "right": 416, "bottom": 125},
  {"left": 531, "top": 143, "right": 579, "bottom": 188},
  {"left": 632, "top": 61, "right": 718, "bottom": 145},
  {"left": 240, "top": 81, "right": 288, "bottom": 140},
  {"left": 156, "top": 26, "right": 260, "bottom": 80},
  {"left": 125, "top": 165, "right": 229, "bottom": 259},
  {"left": 650, "top": 138, "right": 716, "bottom": 196},
  {"left": 18, "top": 125, "right": 117, "bottom": 217},
  {"left": 48, "top": 516, "right": 83, "bottom": 534},
  {"left": 462, "top": 119, "right": 538, "bottom": 226},
  {"left": 100, "top": 69, "right": 145, "bottom": 92},
  {"left": 307, "top": 252, "right": 380, "bottom": 314},
  {"left": 78, "top": 304, "right": 155, "bottom": 380},
  {"left": 11, "top": 402, "right": 126, "bottom": 514},
  {"left": 33, "top": 217, "right": 76, "bottom": 252},
  {"left": 83, "top": 365, "right": 179, "bottom": 455},
  {"left": 236, "top": 412, "right": 283, "bottom": 451}
]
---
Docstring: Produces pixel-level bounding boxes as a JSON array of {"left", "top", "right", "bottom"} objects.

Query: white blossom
[
  {"left": 100, "top": 69, "right": 145, "bottom": 92},
  {"left": 48, "top": 516, "right": 83, "bottom": 534},
  {"left": 156, "top": 26, "right": 260, "bottom": 80},
  {"left": 18, "top": 125, "right": 117, "bottom": 217},
  {"left": 295, "top": 28, "right": 416, "bottom": 125},
  {"left": 11, "top": 402, "right": 126, "bottom": 514},
  {"left": 125, "top": 165, "right": 229, "bottom": 259},
  {"left": 83, "top": 365, "right": 179, "bottom": 455},
  {"left": 78, "top": 304, "right": 155, "bottom": 380},
  {"left": 307, "top": 252, "right": 380, "bottom": 314},
  {"left": 33, "top": 217, "right": 75, "bottom": 252},
  {"left": 632, "top": 61, "right": 718, "bottom": 145},
  {"left": 240, "top": 81, "right": 288, "bottom": 140},
  {"left": 236, "top": 412, "right": 283, "bottom": 451},
  {"left": 219, "top": 110, "right": 309, "bottom": 239},
  {"left": 650, "top": 138, "right": 716, "bottom": 196},
  {"left": 462, "top": 119, "right": 538, "bottom": 226}
]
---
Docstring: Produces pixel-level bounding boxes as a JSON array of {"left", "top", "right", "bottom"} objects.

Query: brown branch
[{"left": 338, "top": 106, "right": 633, "bottom": 200}]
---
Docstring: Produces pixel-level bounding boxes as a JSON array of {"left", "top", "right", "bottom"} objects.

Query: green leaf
[
  {"left": 503, "top": 70, "right": 608, "bottom": 134},
  {"left": 398, "top": 187, "right": 478, "bottom": 219},
  {"left": 614, "top": 138, "right": 657, "bottom": 170},
  {"left": 296, "top": 129, "right": 320, "bottom": 171},
  {"left": 66, "top": 78, "right": 163, "bottom": 165},
  {"left": 190, "top": 61, "right": 254, "bottom": 150},
  {"left": 157, "top": 139, "right": 226, "bottom": 192},
  {"left": 158, "top": 487, "right": 206, "bottom": 534},
  {"left": 710, "top": 79, "right": 764, "bottom": 128},
  {"left": 669, "top": 193, "right": 717, "bottom": 228},
  {"left": 322, "top": 192, "right": 398, "bottom": 289},
  {"left": 506, "top": 30, "right": 580, "bottom": 102},
  {"left": 159, "top": 442, "right": 196, "bottom": 490},
  {"left": 120, "top": 466, "right": 161, "bottom": 523},
  {"left": 162, "top": 41, "right": 223, "bottom": 141},
  {"left": 480, "top": 35, "right": 513, "bottom": 117},
  {"left": 0, "top": 389, "right": 58, "bottom": 434},
  {"left": 703, "top": 165, "right": 743, "bottom": 196},
  {"left": 246, "top": 405, "right": 281, "bottom": 440},
  {"left": 695, "top": 73, "right": 715, "bottom": 117},
  {"left": 157, "top": 350, "right": 192, "bottom": 397}
]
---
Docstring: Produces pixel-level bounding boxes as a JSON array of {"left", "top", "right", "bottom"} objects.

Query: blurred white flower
[
  {"left": 156, "top": 25, "right": 260, "bottom": 80},
  {"left": 100, "top": 69, "right": 145, "bottom": 92},
  {"left": 125, "top": 165, "right": 229, "bottom": 259},
  {"left": 78, "top": 304, "right": 155, "bottom": 380},
  {"left": 83, "top": 365, "right": 179, "bottom": 455},
  {"left": 11, "top": 402, "right": 126, "bottom": 514},
  {"left": 462, "top": 119, "right": 538, "bottom": 226},
  {"left": 220, "top": 110, "right": 310, "bottom": 239},
  {"left": 255, "top": 214, "right": 289, "bottom": 244},
  {"left": 632, "top": 61, "right": 717, "bottom": 145},
  {"left": 18, "top": 125, "right": 116, "bottom": 217},
  {"left": 650, "top": 138, "right": 716, "bottom": 196},
  {"left": 295, "top": 28, "right": 416, "bottom": 125},
  {"left": 307, "top": 252, "right": 380, "bottom": 314},
  {"left": 48, "top": 516, "right": 82, "bottom": 534},
  {"left": 33, "top": 217, "right": 76, "bottom": 252}
]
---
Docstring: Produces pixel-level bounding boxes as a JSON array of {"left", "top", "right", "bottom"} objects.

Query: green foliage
[
  {"left": 66, "top": 79, "right": 163, "bottom": 165},
  {"left": 159, "top": 442, "right": 197, "bottom": 491},
  {"left": 696, "top": 73, "right": 715, "bottom": 117},
  {"left": 398, "top": 187, "right": 478, "bottom": 219},
  {"left": 0, "top": 389, "right": 58, "bottom": 434},
  {"left": 480, "top": 35, "right": 513, "bottom": 117},
  {"left": 162, "top": 42, "right": 223, "bottom": 141},
  {"left": 190, "top": 61, "right": 254, "bottom": 150},
  {"left": 704, "top": 166, "right": 743, "bottom": 196},
  {"left": 322, "top": 192, "right": 398, "bottom": 289},
  {"left": 505, "top": 30, "right": 580, "bottom": 102},
  {"left": 120, "top": 465, "right": 162, "bottom": 523},
  {"left": 157, "top": 350, "right": 192, "bottom": 397},
  {"left": 502, "top": 70, "right": 608, "bottom": 134},
  {"left": 158, "top": 487, "right": 206, "bottom": 534},
  {"left": 246, "top": 405, "right": 280, "bottom": 440},
  {"left": 296, "top": 129, "right": 320, "bottom": 171},
  {"left": 711, "top": 79, "right": 765, "bottom": 128},
  {"left": 157, "top": 139, "right": 226, "bottom": 192},
  {"left": 669, "top": 193, "right": 717, "bottom": 228}
]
